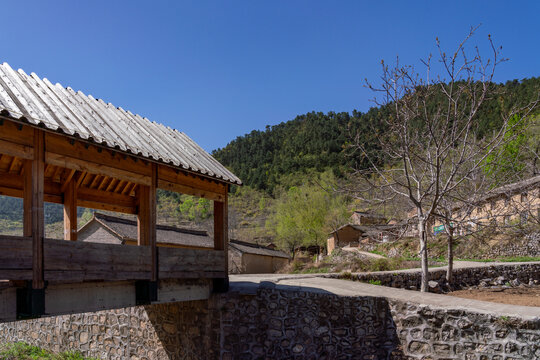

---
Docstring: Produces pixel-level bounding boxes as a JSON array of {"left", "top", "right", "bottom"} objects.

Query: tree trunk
[
  {"left": 446, "top": 225, "right": 454, "bottom": 285},
  {"left": 418, "top": 219, "right": 429, "bottom": 292}
]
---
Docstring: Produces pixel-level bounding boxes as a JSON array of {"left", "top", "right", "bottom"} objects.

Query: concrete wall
[{"left": 1, "top": 277, "right": 539, "bottom": 359}]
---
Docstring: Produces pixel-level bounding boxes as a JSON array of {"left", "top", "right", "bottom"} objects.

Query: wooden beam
[
  {"left": 158, "top": 179, "right": 225, "bottom": 202},
  {"left": 25, "top": 129, "right": 45, "bottom": 289},
  {"left": 77, "top": 199, "right": 136, "bottom": 214},
  {"left": 63, "top": 178, "right": 77, "bottom": 241},
  {"left": 0, "top": 118, "right": 35, "bottom": 146},
  {"left": 213, "top": 195, "right": 228, "bottom": 275},
  {"left": 137, "top": 163, "right": 157, "bottom": 282},
  {"left": 45, "top": 132, "right": 152, "bottom": 177},
  {"left": 60, "top": 169, "right": 76, "bottom": 193},
  {"left": 158, "top": 164, "right": 228, "bottom": 195},
  {"left": 46, "top": 152, "right": 151, "bottom": 186},
  {"left": 77, "top": 186, "right": 137, "bottom": 209}
]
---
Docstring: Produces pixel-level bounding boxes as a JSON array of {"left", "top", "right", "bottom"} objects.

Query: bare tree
[{"left": 352, "top": 27, "right": 537, "bottom": 292}]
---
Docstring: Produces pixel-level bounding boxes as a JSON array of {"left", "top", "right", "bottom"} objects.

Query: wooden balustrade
[{"left": 0, "top": 235, "right": 226, "bottom": 283}]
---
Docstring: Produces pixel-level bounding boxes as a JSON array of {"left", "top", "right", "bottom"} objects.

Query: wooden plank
[
  {"left": 77, "top": 186, "right": 137, "bottom": 209},
  {"left": 63, "top": 178, "right": 77, "bottom": 241},
  {"left": 158, "top": 247, "right": 226, "bottom": 279},
  {"left": 77, "top": 199, "right": 137, "bottom": 214},
  {"left": 0, "top": 236, "right": 32, "bottom": 269},
  {"left": 31, "top": 129, "right": 45, "bottom": 289},
  {"left": 44, "top": 238, "right": 151, "bottom": 282},
  {"left": 60, "top": 169, "right": 76, "bottom": 192},
  {"left": 0, "top": 118, "right": 35, "bottom": 146},
  {"left": 158, "top": 179, "right": 225, "bottom": 202},
  {"left": 214, "top": 197, "right": 228, "bottom": 275},
  {"left": 45, "top": 132, "right": 152, "bottom": 177},
  {"left": 0, "top": 270, "right": 33, "bottom": 280},
  {"left": 46, "top": 152, "right": 151, "bottom": 186},
  {"left": 0, "top": 186, "right": 22, "bottom": 198},
  {"left": 0, "top": 139, "right": 33, "bottom": 160},
  {"left": 158, "top": 164, "right": 227, "bottom": 195}
]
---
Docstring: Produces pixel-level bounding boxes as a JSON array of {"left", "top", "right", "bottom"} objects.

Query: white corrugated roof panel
[{"left": 0, "top": 62, "right": 242, "bottom": 185}]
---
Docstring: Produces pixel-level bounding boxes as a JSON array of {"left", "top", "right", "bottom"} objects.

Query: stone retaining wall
[
  {"left": 328, "top": 262, "right": 540, "bottom": 292},
  {"left": 1, "top": 279, "right": 539, "bottom": 359}
]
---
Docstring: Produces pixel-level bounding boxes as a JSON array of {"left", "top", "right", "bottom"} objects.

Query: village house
[
  {"left": 327, "top": 224, "right": 402, "bottom": 254},
  {"left": 79, "top": 213, "right": 290, "bottom": 274},
  {"left": 432, "top": 175, "right": 540, "bottom": 235},
  {"left": 350, "top": 211, "right": 387, "bottom": 226},
  {"left": 228, "top": 239, "right": 290, "bottom": 274}
]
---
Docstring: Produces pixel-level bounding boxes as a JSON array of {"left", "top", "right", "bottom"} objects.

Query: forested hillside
[
  {"left": 213, "top": 77, "right": 540, "bottom": 192},
  {"left": 0, "top": 77, "right": 538, "bottom": 247}
]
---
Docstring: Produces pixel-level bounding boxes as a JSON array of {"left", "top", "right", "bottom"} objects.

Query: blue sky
[{"left": 1, "top": 1, "right": 538, "bottom": 151}]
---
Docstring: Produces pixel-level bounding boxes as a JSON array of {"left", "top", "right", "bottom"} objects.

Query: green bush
[{"left": 0, "top": 342, "right": 98, "bottom": 359}]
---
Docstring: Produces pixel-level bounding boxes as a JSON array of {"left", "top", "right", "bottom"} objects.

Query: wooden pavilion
[{"left": 0, "top": 63, "right": 241, "bottom": 320}]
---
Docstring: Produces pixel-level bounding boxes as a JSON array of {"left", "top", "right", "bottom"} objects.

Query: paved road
[{"left": 230, "top": 261, "right": 540, "bottom": 319}]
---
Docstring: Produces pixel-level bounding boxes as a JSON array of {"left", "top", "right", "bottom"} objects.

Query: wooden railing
[{"left": 0, "top": 235, "right": 226, "bottom": 283}]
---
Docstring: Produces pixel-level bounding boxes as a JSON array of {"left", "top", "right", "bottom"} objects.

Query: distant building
[
  {"left": 432, "top": 175, "right": 540, "bottom": 235},
  {"left": 79, "top": 212, "right": 213, "bottom": 249},
  {"left": 229, "top": 240, "right": 290, "bottom": 274},
  {"left": 327, "top": 224, "right": 400, "bottom": 254},
  {"left": 79, "top": 213, "right": 290, "bottom": 274},
  {"left": 350, "top": 211, "right": 387, "bottom": 226}
]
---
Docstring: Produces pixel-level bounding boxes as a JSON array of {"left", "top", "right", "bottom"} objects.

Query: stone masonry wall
[
  {"left": 388, "top": 300, "right": 540, "bottom": 359},
  {"left": 1, "top": 283, "right": 539, "bottom": 359},
  {"left": 329, "top": 262, "right": 540, "bottom": 292}
]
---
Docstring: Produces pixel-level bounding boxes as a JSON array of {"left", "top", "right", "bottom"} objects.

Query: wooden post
[
  {"left": 136, "top": 163, "right": 157, "bottom": 303},
  {"left": 213, "top": 193, "right": 229, "bottom": 292},
  {"left": 22, "top": 128, "right": 45, "bottom": 316},
  {"left": 63, "top": 178, "right": 77, "bottom": 241}
]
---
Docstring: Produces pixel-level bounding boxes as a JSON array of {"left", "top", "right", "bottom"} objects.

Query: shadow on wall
[{"left": 145, "top": 283, "right": 405, "bottom": 359}]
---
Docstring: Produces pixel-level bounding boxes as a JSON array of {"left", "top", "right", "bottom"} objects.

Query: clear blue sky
[{"left": 1, "top": 1, "right": 538, "bottom": 151}]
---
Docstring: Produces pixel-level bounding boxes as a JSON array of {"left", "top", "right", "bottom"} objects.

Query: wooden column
[
  {"left": 63, "top": 178, "right": 77, "bottom": 241},
  {"left": 21, "top": 128, "right": 46, "bottom": 316},
  {"left": 24, "top": 129, "right": 45, "bottom": 290},
  {"left": 137, "top": 163, "right": 157, "bottom": 281},
  {"left": 214, "top": 193, "right": 229, "bottom": 277}
]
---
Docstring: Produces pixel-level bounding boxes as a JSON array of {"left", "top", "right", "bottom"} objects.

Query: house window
[
  {"left": 520, "top": 211, "right": 528, "bottom": 225},
  {"left": 521, "top": 192, "right": 528, "bottom": 203},
  {"left": 490, "top": 201, "right": 496, "bottom": 210},
  {"left": 504, "top": 196, "right": 510, "bottom": 206}
]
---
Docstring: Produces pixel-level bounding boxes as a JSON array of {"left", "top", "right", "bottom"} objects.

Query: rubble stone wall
[
  {"left": 1, "top": 283, "right": 539, "bottom": 359},
  {"left": 329, "top": 262, "right": 540, "bottom": 292}
]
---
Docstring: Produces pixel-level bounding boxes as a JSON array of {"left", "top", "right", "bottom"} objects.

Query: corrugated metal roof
[{"left": 0, "top": 62, "right": 241, "bottom": 185}]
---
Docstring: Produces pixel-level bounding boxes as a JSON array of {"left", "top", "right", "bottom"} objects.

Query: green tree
[{"left": 267, "top": 172, "right": 350, "bottom": 257}]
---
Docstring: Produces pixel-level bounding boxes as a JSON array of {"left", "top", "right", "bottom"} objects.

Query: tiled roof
[
  {"left": 91, "top": 213, "right": 214, "bottom": 248},
  {"left": 229, "top": 239, "right": 290, "bottom": 259},
  {"left": 0, "top": 62, "right": 241, "bottom": 185}
]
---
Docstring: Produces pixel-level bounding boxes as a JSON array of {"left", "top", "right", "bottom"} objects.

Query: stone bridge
[{"left": 1, "top": 262, "right": 539, "bottom": 359}]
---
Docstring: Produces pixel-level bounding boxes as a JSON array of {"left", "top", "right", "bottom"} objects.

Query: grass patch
[
  {"left": 368, "top": 279, "right": 382, "bottom": 286},
  {"left": 0, "top": 342, "right": 98, "bottom": 360}
]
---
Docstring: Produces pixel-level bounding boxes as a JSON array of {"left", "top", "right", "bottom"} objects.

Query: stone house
[{"left": 79, "top": 213, "right": 290, "bottom": 274}]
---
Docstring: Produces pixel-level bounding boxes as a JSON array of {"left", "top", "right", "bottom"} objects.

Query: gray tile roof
[
  {"left": 0, "top": 62, "right": 241, "bottom": 185},
  {"left": 229, "top": 239, "right": 290, "bottom": 259},
  {"left": 92, "top": 213, "right": 214, "bottom": 248}
]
